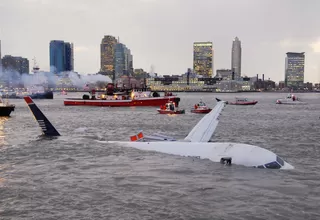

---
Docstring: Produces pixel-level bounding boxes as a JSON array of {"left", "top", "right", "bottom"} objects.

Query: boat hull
[
  {"left": 276, "top": 100, "right": 306, "bottom": 105},
  {"left": 6, "top": 91, "right": 53, "bottom": 99},
  {"left": 191, "top": 108, "right": 212, "bottom": 114},
  {"left": 64, "top": 96, "right": 181, "bottom": 107},
  {"left": 0, "top": 105, "right": 15, "bottom": 116},
  {"left": 157, "top": 109, "right": 185, "bottom": 114},
  {"left": 229, "top": 101, "right": 258, "bottom": 105}
]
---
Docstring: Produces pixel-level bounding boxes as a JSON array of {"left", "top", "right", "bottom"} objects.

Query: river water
[{"left": 0, "top": 92, "right": 320, "bottom": 219}]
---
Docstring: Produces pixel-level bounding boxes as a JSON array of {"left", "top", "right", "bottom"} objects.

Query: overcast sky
[{"left": 0, "top": 0, "right": 320, "bottom": 82}]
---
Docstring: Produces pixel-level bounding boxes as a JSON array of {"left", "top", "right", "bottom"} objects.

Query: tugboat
[
  {"left": 64, "top": 83, "right": 180, "bottom": 107},
  {"left": 216, "top": 97, "right": 258, "bottom": 105},
  {"left": 157, "top": 101, "right": 185, "bottom": 114},
  {"left": 0, "top": 96, "right": 15, "bottom": 116},
  {"left": 191, "top": 100, "right": 212, "bottom": 114}
]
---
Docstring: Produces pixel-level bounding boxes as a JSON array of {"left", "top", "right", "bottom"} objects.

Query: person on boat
[
  {"left": 169, "top": 103, "right": 174, "bottom": 111},
  {"left": 194, "top": 104, "right": 198, "bottom": 109},
  {"left": 199, "top": 100, "right": 205, "bottom": 106}
]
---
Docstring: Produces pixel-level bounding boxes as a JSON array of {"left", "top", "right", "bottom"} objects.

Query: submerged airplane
[{"left": 24, "top": 96, "right": 294, "bottom": 169}]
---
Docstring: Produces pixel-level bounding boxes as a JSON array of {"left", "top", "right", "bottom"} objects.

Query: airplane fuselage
[{"left": 103, "top": 141, "right": 294, "bottom": 170}]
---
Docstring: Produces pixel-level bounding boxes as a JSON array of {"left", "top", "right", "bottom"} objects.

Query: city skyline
[{"left": 0, "top": 0, "right": 320, "bottom": 83}]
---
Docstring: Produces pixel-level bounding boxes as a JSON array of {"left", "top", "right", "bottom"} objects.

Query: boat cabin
[
  {"left": 235, "top": 98, "right": 248, "bottom": 102},
  {"left": 165, "top": 102, "right": 176, "bottom": 111},
  {"left": 198, "top": 100, "right": 206, "bottom": 106}
]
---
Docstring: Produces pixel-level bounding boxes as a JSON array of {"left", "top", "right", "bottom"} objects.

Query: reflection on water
[{"left": 0, "top": 117, "right": 8, "bottom": 145}]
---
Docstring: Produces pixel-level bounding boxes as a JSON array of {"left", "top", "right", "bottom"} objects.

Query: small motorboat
[
  {"left": 276, "top": 94, "right": 306, "bottom": 105},
  {"left": 216, "top": 97, "right": 257, "bottom": 105},
  {"left": 191, "top": 100, "right": 212, "bottom": 114},
  {"left": 0, "top": 96, "right": 15, "bottom": 116},
  {"left": 157, "top": 101, "right": 185, "bottom": 114}
]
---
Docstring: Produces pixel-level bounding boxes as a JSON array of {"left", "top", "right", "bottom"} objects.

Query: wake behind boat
[{"left": 276, "top": 94, "right": 306, "bottom": 105}]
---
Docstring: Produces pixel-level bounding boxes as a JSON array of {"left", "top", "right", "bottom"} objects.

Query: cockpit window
[
  {"left": 264, "top": 161, "right": 281, "bottom": 169},
  {"left": 276, "top": 156, "right": 284, "bottom": 166}
]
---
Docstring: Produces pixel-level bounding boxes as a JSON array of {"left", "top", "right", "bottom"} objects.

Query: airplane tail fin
[
  {"left": 184, "top": 100, "right": 226, "bottom": 142},
  {"left": 24, "top": 96, "right": 60, "bottom": 136}
]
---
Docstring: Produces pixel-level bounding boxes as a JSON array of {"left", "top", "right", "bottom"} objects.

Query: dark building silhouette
[{"left": 2, "top": 55, "right": 29, "bottom": 74}]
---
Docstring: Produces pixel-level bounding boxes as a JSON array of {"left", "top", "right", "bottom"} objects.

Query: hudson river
[{"left": 0, "top": 92, "right": 319, "bottom": 219}]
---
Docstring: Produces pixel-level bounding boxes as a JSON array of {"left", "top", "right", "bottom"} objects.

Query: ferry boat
[
  {"left": 157, "top": 101, "right": 185, "bottom": 114},
  {"left": 64, "top": 83, "right": 181, "bottom": 107},
  {"left": 276, "top": 94, "right": 306, "bottom": 105},
  {"left": 216, "top": 97, "right": 258, "bottom": 105},
  {"left": 191, "top": 100, "right": 212, "bottom": 114},
  {"left": 0, "top": 96, "right": 15, "bottom": 116}
]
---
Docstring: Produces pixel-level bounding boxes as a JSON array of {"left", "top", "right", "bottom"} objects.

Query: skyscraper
[
  {"left": 64, "top": 42, "right": 74, "bottom": 71},
  {"left": 285, "top": 52, "right": 305, "bottom": 88},
  {"left": 100, "top": 35, "right": 117, "bottom": 74},
  {"left": 231, "top": 37, "right": 241, "bottom": 80},
  {"left": 49, "top": 40, "right": 74, "bottom": 73},
  {"left": 114, "top": 43, "right": 133, "bottom": 78},
  {"left": 193, "top": 42, "right": 213, "bottom": 77}
]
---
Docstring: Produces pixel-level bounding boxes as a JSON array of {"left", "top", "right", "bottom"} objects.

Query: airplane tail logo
[{"left": 24, "top": 96, "right": 60, "bottom": 136}]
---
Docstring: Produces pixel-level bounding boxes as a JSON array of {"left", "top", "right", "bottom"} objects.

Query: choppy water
[{"left": 0, "top": 92, "right": 320, "bottom": 220}]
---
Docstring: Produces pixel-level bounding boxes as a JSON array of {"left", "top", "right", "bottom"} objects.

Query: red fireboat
[
  {"left": 157, "top": 101, "right": 185, "bottom": 114},
  {"left": 191, "top": 100, "right": 212, "bottom": 114},
  {"left": 64, "top": 83, "right": 181, "bottom": 107}
]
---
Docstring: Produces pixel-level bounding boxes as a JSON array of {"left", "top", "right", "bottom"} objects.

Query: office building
[
  {"left": 216, "top": 69, "right": 233, "bottom": 80},
  {"left": 193, "top": 42, "right": 213, "bottom": 77},
  {"left": 64, "top": 42, "right": 74, "bottom": 71},
  {"left": 2, "top": 55, "right": 29, "bottom": 74},
  {"left": 49, "top": 40, "right": 74, "bottom": 73},
  {"left": 285, "top": 52, "right": 305, "bottom": 88},
  {"left": 114, "top": 43, "right": 133, "bottom": 78},
  {"left": 231, "top": 37, "right": 241, "bottom": 80},
  {"left": 100, "top": 35, "right": 117, "bottom": 74}
]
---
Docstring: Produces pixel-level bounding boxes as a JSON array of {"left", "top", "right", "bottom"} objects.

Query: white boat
[{"left": 276, "top": 94, "right": 306, "bottom": 105}]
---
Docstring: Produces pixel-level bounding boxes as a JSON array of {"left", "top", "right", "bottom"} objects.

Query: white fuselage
[{"left": 102, "top": 141, "right": 294, "bottom": 170}]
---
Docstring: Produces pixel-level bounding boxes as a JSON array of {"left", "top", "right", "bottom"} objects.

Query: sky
[{"left": 0, "top": 0, "right": 320, "bottom": 83}]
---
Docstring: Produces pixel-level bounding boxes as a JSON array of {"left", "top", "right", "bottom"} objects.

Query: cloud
[
  {"left": 309, "top": 39, "right": 320, "bottom": 53},
  {"left": 279, "top": 39, "right": 307, "bottom": 48},
  {"left": 74, "top": 46, "right": 89, "bottom": 52}
]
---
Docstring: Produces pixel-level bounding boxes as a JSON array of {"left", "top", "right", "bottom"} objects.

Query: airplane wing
[
  {"left": 24, "top": 96, "right": 60, "bottom": 136},
  {"left": 183, "top": 100, "right": 226, "bottom": 142}
]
